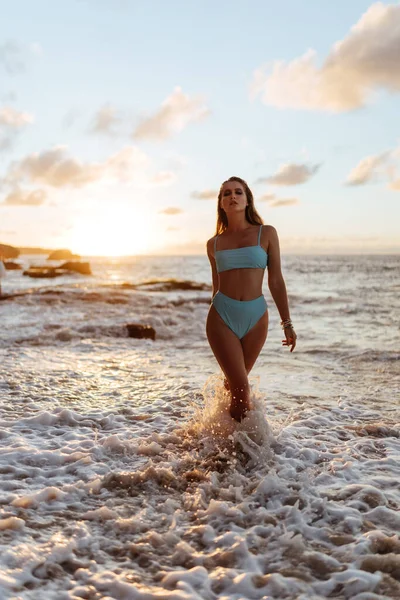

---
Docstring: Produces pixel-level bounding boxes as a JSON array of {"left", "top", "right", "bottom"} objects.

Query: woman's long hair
[{"left": 215, "top": 176, "right": 264, "bottom": 235}]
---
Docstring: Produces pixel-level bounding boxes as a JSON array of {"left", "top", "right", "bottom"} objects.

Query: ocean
[{"left": 0, "top": 253, "right": 399, "bottom": 600}]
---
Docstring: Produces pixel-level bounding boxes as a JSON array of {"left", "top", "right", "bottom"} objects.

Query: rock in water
[
  {"left": 4, "top": 261, "right": 22, "bottom": 270},
  {"left": 59, "top": 261, "right": 92, "bottom": 275},
  {"left": 23, "top": 267, "right": 63, "bottom": 278},
  {"left": 126, "top": 324, "right": 156, "bottom": 340},
  {"left": 48, "top": 249, "right": 80, "bottom": 260}
]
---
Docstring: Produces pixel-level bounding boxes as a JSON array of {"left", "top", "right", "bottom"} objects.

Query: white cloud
[
  {"left": 257, "top": 163, "right": 320, "bottom": 186},
  {"left": 191, "top": 189, "right": 217, "bottom": 200},
  {"left": 251, "top": 3, "right": 400, "bottom": 112},
  {"left": 159, "top": 207, "right": 183, "bottom": 215},
  {"left": 133, "top": 86, "right": 211, "bottom": 141}
]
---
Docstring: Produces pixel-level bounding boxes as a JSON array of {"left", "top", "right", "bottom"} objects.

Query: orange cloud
[
  {"left": 345, "top": 147, "right": 400, "bottom": 190},
  {"left": 346, "top": 152, "right": 390, "bottom": 185},
  {"left": 191, "top": 189, "right": 217, "bottom": 200},
  {"left": 159, "top": 207, "right": 183, "bottom": 215},
  {"left": 258, "top": 192, "right": 299, "bottom": 207},
  {"left": 269, "top": 198, "right": 299, "bottom": 207},
  {"left": 3, "top": 145, "right": 150, "bottom": 189},
  {"left": 4, "top": 187, "right": 46, "bottom": 206}
]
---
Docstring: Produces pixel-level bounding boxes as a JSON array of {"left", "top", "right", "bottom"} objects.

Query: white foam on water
[{"left": 0, "top": 254, "right": 399, "bottom": 599}]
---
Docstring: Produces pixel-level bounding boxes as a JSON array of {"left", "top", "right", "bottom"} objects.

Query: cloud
[
  {"left": 257, "top": 163, "right": 320, "bottom": 186},
  {"left": 2, "top": 145, "right": 150, "bottom": 190},
  {"left": 345, "top": 147, "right": 400, "bottom": 190},
  {"left": 259, "top": 193, "right": 277, "bottom": 202},
  {"left": 346, "top": 152, "right": 390, "bottom": 185},
  {"left": 0, "top": 106, "right": 33, "bottom": 128},
  {"left": 150, "top": 171, "right": 177, "bottom": 186},
  {"left": 4, "top": 188, "right": 47, "bottom": 206},
  {"left": 269, "top": 198, "right": 299, "bottom": 207},
  {"left": 390, "top": 178, "right": 400, "bottom": 190},
  {"left": 90, "top": 104, "right": 120, "bottom": 135},
  {"left": 159, "top": 207, "right": 183, "bottom": 215},
  {"left": 0, "top": 106, "right": 34, "bottom": 152},
  {"left": 258, "top": 192, "right": 299, "bottom": 207},
  {"left": 133, "top": 86, "right": 211, "bottom": 141},
  {"left": 191, "top": 189, "right": 217, "bottom": 200},
  {"left": 251, "top": 3, "right": 400, "bottom": 112}
]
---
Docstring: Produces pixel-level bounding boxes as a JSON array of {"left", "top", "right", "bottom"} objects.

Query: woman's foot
[{"left": 230, "top": 399, "right": 250, "bottom": 422}]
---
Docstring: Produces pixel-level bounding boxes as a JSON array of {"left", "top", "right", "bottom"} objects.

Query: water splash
[{"left": 189, "top": 373, "right": 275, "bottom": 467}]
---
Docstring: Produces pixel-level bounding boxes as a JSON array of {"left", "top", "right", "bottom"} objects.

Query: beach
[{"left": 0, "top": 253, "right": 399, "bottom": 599}]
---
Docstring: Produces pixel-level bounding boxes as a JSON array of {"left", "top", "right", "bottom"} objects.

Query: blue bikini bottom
[{"left": 212, "top": 291, "right": 268, "bottom": 340}]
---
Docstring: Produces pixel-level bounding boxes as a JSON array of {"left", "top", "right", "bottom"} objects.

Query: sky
[{"left": 0, "top": 0, "right": 399, "bottom": 255}]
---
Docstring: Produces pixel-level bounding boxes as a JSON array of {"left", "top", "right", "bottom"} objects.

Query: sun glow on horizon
[{"left": 65, "top": 208, "right": 163, "bottom": 257}]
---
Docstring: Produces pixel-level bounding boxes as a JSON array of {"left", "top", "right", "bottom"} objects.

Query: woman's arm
[
  {"left": 265, "top": 225, "right": 296, "bottom": 351},
  {"left": 265, "top": 225, "right": 290, "bottom": 321},
  {"left": 206, "top": 238, "right": 218, "bottom": 298}
]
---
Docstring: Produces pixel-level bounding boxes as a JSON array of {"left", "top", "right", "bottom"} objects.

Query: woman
[{"left": 206, "top": 176, "right": 297, "bottom": 422}]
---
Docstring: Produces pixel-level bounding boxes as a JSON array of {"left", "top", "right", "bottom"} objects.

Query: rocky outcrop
[
  {"left": 126, "top": 324, "right": 156, "bottom": 340},
  {"left": 23, "top": 262, "right": 92, "bottom": 278},
  {"left": 48, "top": 249, "right": 81, "bottom": 260},
  {"left": 0, "top": 244, "right": 20, "bottom": 259},
  {"left": 4, "top": 261, "right": 22, "bottom": 270},
  {"left": 23, "top": 267, "right": 64, "bottom": 278},
  {"left": 59, "top": 261, "right": 92, "bottom": 275}
]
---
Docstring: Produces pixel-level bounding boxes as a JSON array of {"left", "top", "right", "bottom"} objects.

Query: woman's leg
[
  {"left": 241, "top": 310, "right": 269, "bottom": 374},
  {"left": 223, "top": 311, "right": 268, "bottom": 390},
  {"left": 206, "top": 305, "right": 251, "bottom": 421}
]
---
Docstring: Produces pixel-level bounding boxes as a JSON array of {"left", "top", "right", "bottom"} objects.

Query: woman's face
[{"left": 220, "top": 181, "right": 247, "bottom": 215}]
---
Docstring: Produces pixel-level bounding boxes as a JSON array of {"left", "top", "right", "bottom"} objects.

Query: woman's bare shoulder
[
  {"left": 206, "top": 236, "right": 217, "bottom": 257},
  {"left": 260, "top": 224, "right": 278, "bottom": 247},
  {"left": 262, "top": 224, "right": 278, "bottom": 235}
]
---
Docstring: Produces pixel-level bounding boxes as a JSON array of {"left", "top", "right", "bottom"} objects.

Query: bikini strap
[
  {"left": 257, "top": 225, "right": 263, "bottom": 245},
  {"left": 214, "top": 235, "right": 218, "bottom": 254}
]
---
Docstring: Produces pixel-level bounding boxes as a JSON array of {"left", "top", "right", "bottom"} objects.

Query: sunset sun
[{"left": 67, "top": 208, "right": 159, "bottom": 256}]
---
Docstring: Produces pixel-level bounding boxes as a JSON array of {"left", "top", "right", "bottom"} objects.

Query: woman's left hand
[{"left": 282, "top": 326, "right": 297, "bottom": 352}]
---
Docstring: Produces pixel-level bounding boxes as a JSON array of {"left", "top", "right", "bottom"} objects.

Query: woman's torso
[{"left": 214, "top": 225, "right": 269, "bottom": 301}]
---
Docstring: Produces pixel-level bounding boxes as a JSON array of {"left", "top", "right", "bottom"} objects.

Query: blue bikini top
[{"left": 214, "top": 225, "right": 268, "bottom": 273}]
